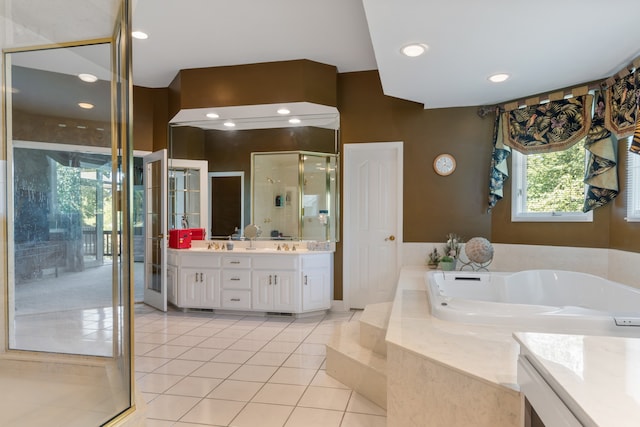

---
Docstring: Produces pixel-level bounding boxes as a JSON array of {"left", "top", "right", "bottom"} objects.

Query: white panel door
[
  {"left": 143, "top": 149, "right": 168, "bottom": 311},
  {"left": 344, "top": 142, "right": 403, "bottom": 309}
]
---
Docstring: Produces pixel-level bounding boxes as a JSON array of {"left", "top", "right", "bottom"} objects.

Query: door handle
[{"left": 385, "top": 235, "right": 396, "bottom": 241}]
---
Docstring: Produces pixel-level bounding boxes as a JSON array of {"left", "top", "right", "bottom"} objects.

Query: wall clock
[{"left": 433, "top": 153, "right": 456, "bottom": 176}]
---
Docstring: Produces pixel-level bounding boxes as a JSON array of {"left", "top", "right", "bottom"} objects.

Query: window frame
[
  {"left": 626, "top": 138, "right": 640, "bottom": 222},
  {"left": 511, "top": 149, "right": 593, "bottom": 223}
]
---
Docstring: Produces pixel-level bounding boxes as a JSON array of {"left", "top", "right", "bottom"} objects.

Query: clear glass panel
[
  {"left": 169, "top": 167, "right": 202, "bottom": 229},
  {"left": 1, "top": 3, "right": 134, "bottom": 425},
  {"left": 302, "top": 154, "right": 329, "bottom": 241},
  {"left": 251, "top": 151, "right": 338, "bottom": 241},
  {"left": 252, "top": 153, "right": 300, "bottom": 239}
]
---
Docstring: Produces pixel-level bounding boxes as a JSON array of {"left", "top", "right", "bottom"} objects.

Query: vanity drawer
[
  {"left": 252, "top": 255, "right": 297, "bottom": 270},
  {"left": 223, "top": 256, "right": 252, "bottom": 269},
  {"left": 181, "top": 253, "right": 221, "bottom": 268},
  {"left": 222, "top": 270, "right": 251, "bottom": 289},
  {"left": 221, "top": 290, "right": 252, "bottom": 309}
]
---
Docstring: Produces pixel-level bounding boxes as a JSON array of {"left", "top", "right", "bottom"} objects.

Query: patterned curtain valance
[
  {"left": 604, "top": 71, "right": 639, "bottom": 138},
  {"left": 583, "top": 91, "right": 618, "bottom": 212},
  {"left": 488, "top": 114, "right": 511, "bottom": 212},
  {"left": 631, "top": 117, "right": 640, "bottom": 155},
  {"left": 502, "top": 94, "right": 593, "bottom": 154}
]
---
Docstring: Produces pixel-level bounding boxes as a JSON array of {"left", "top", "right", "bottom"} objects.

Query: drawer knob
[
  {"left": 230, "top": 298, "right": 241, "bottom": 302},
  {"left": 230, "top": 261, "right": 240, "bottom": 264},
  {"left": 230, "top": 277, "right": 240, "bottom": 281}
]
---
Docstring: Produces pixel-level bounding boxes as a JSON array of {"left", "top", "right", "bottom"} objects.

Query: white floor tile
[
  {"left": 207, "top": 379, "right": 263, "bottom": 401},
  {"left": 246, "top": 351, "right": 290, "bottom": 367},
  {"left": 165, "top": 376, "right": 223, "bottom": 397},
  {"left": 135, "top": 356, "right": 170, "bottom": 373},
  {"left": 294, "top": 343, "right": 327, "bottom": 356},
  {"left": 228, "top": 339, "right": 269, "bottom": 351},
  {"left": 189, "top": 361, "right": 241, "bottom": 379},
  {"left": 144, "top": 418, "right": 175, "bottom": 427},
  {"left": 269, "top": 367, "right": 317, "bottom": 386},
  {"left": 212, "top": 349, "right": 256, "bottom": 364},
  {"left": 261, "top": 341, "right": 300, "bottom": 354},
  {"left": 229, "top": 364, "right": 278, "bottom": 382},
  {"left": 284, "top": 406, "right": 344, "bottom": 427},
  {"left": 197, "top": 336, "right": 239, "bottom": 349},
  {"left": 145, "top": 394, "right": 200, "bottom": 421},
  {"left": 176, "top": 347, "right": 222, "bottom": 361},
  {"left": 181, "top": 398, "right": 245, "bottom": 425},
  {"left": 282, "top": 353, "right": 325, "bottom": 369},
  {"left": 231, "top": 402, "right": 294, "bottom": 427},
  {"left": 137, "top": 373, "right": 184, "bottom": 393},
  {"left": 153, "top": 359, "right": 204, "bottom": 376},
  {"left": 298, "top": 386, "right": 352, "bottom": 411},
  {"left": 143, "top": 344, "right": 191, "bottom": 359},
  {"left": 252, "top": 383, "right": 306, "bottom": 406}
]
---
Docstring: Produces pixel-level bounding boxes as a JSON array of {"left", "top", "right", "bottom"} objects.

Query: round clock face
[{"left": 433, "top": 154, "right": 456, "bottom": 176}]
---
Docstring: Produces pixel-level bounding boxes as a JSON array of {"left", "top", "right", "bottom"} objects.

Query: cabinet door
[
  {"left": 302, "top": 268, "right": 330, "bottom": 311},
  {"left": 167, "top": 265, "right": 178, "bottom": 305},
  {"left": 202, "top": 269, "right": 221, "bottom": 308},
  {"left": 252, "top": 271, "right": 274, "bottom": 310},
  {"left": 273, "top": 271, "right": 297, "bottom": 312},
  {"left": 180, "top": 268, "right": 220, "bottom": 308}
]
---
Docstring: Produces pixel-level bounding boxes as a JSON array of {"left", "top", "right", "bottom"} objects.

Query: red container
[
  {"left": 189, "top": 228, "right": 206, "bottom": 240},
  {"left": 169, "top": 229, "right": 191, "bottom": 249}
]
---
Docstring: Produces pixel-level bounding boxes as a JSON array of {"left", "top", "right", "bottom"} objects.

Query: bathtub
[{"left": 425, "top": 269, "right": 640, "bottom": 336}]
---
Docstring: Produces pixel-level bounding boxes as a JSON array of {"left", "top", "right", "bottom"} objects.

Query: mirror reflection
[{"left": 169, "top": 106, "right": 340, "bottom": 241}]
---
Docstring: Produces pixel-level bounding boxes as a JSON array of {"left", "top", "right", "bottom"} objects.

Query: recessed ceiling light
[
  {"left": 78, "top": 102, "right": 94, "bottom": 109},
  {"left": 132, "top": 31, "right": 148, "bottom": 40},
  {"left": 58, "top": 123, "right": 67, "bottom": 128},
  {"left": 401, "top": 43, "right": 428, "bottom": 57},
  {"left": 78, "top": 73, "right": 98, "bottom": 83},
  {"left": 277, "top": 108, "right": 290, "bottom": 115},
  {"left": 289, "top": 118, "right": 301, "bottom": 124},
  {"left": 488, "top": 73, "right": 510, "bottom": 83},
  {"left": 206, "top": 112, "right": 219, "bottom": 119},
  {"left": 77, "top": 125, "right": 87, "bottom": 129},
  {"left": 223, "top": 121, "right": 236, "bottom": 128}
]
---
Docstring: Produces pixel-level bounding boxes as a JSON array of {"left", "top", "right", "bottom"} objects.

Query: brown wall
[
  {"left": 338, "top": 71, "right": 494, "bottom": 242},
  {"left": 133, "top": 86, "right": 169, "bottom": 152},
  {"left": 168, "top": 60, "right": 337, "bottom": 118}
]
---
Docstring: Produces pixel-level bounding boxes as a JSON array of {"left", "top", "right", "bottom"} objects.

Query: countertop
[{"left": 515, "top": 332, "right": 640, "bottom": 427}]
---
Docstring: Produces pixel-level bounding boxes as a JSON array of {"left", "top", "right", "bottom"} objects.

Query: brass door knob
[{"left": 385, "top": 235, "right": 396, "bottom": 241}]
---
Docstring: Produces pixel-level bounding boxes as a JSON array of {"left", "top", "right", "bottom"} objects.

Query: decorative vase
[
  {"left": 439, "top": 259, "right": 457, "bottom": 271},
  {"left": 427, "top": 262, "right": 438, "bottom": 270}
]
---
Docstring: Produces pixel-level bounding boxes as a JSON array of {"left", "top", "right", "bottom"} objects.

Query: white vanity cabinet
[
  {"left": 171, "top": 252, "right": 221, "bottom": 309},
  {"left": 167, "top": 248, "right": 332, "bottom": 314},
  {"left": 301, "top": 254, "right": 332, "bottom": 312},
  {"left": 252, "top": 255, "right": 298, "bottom": 312},
  {"left": 220, "top": 256, "right": 252, "bottom": 310}
]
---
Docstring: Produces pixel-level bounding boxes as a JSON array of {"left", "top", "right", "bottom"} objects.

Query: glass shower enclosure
[{"left": 251, "top": 151, "right": 339, "bottom": 242}]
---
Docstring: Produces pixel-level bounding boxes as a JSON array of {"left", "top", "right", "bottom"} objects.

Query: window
[
  {"left": 511, "top": 142, "right": 593, "bottom": 222},
  {"left": 627, "top": 138, "right": 640, "bottom": 222}
]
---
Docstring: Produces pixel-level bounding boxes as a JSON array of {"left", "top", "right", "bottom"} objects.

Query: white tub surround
[
  {"left": 402, "top": 243, "right": 640, "bottom": 290},
  {"left": 386, "top": 266, "right": 523, "bottom": 427},
  {"left": 426, "top": 270, "right": 640, "bottom": 334},
  {"left": 515, "top": 332, "right": 640, "bottom": 427}
]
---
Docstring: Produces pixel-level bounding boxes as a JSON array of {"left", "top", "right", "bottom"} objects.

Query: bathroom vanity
[{"left": 167, "top": 245, "right": 333, "bottom": 314}]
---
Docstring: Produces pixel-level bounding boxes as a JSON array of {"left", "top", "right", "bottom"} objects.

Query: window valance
[
  {"left": 502, "top": 94, "right": 593, "bottom": 154},
  {"left": 604, "top": 71, "right": 639, "bottom": 138}
]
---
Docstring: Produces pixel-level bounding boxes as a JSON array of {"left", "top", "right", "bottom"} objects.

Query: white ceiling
[{"left": 132, "top": 0, "right": 640, "bottom": 109}]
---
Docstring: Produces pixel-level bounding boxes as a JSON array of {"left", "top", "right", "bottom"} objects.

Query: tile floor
[{"left": 135, "top": 304, "right": 386, "bottom": 427}]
